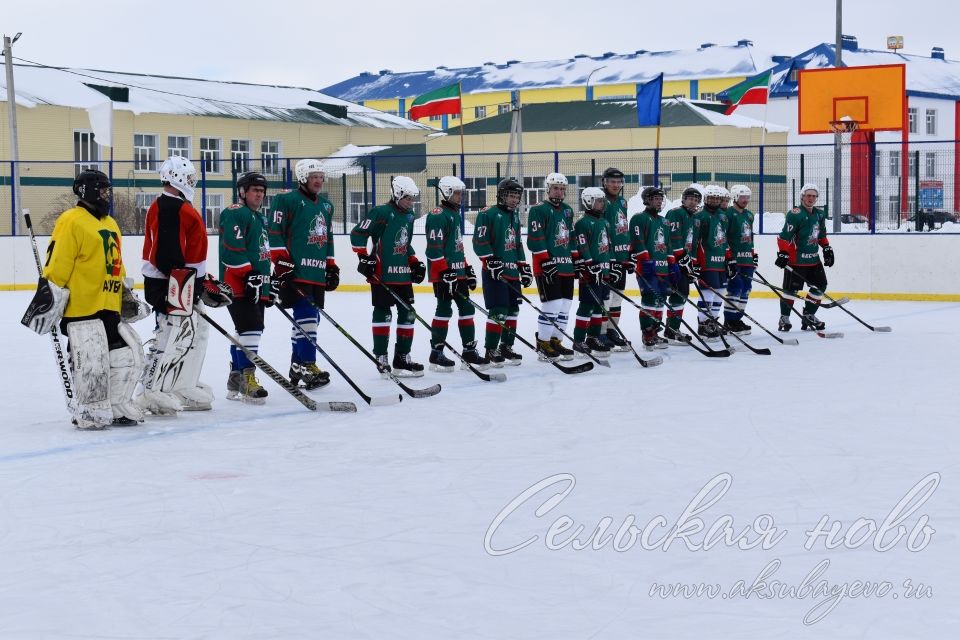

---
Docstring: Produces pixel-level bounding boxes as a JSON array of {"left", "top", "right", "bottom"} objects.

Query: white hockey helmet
[
  {"left": 703, "top": 184, "right": 724, "bottom": 198},
  {"left": 391, "top": 176, "right": 420, "bottom": 200},
  {"left": 730, "top": 184, "right": 752, "bottom": 201},
  {"left": 545, "top": 172, "right": 568, "bottom": 187},
  {"left": 295, "top": 159, "right": 325, "bottom": 184},
  {"left": 800, "top": 183, "right": 819, "bottom": 196},
  {"left": 581, "top": 186, "right": 605, "bottom": 210},
  {"left": 159, "top": 156, "right": 197, "bottom": 202},
  {"left": 438, "top": 175, "right": 466, "bottom": 200}
]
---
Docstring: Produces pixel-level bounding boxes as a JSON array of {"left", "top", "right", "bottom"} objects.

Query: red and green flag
[
  {"left": 723, "top": 71, "right": 771, "bottom": 115},
  {"left": 408, "top": 83, "right": 462, "bottom": 120}
]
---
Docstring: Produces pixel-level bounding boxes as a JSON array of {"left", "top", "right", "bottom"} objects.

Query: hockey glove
[
  {"left": 539, "top": 257, "right": 559, "bottom": 284},
  {"left": 484, "top": 258, "right": 504, "bottom": 281},
  {"left": 410, "top": 259, "right": 426, "bottom": 284},
  {"left": 199, "top": 275, "right": 233, "bottom": 308},
  {"left": 608, "top": 261, "right": 625, "bottom": 288},
  {"left": 641, "top": 260, "right": 656, "bottom": 279},
  {"left": 668, "top": 262, "right": 682, "bottom": 287},
  {"left": 325, "top": 264, "right": 341, "bottom": 292},
  {"left": 677, "top": 254, "right": 695, "bottom": 279},
  {"left": 439, "top": 269, "right": 459, "bottom": 297},
  {"left": 357, "top": 254, "right": 378, "bottom": 278},
  {"left": 622, "top": 260, "right": 636, "bottom": 275},
  {"left": 586, "top": 262, "right": 604, "bottom": 285},
  {"left": 121, "top": 280, "right": 152, "bottom": 322},
  {"left": 519, "top": 262, "right": 533, "bottom": 288},
  {"left": 273, "top": 258, "right": 294, "bottom": 285},
  {"left": 775, "top": 251, "right": 790, "bottom": 269},
  {"left": 21, "top": 277, "right": 69, "bottom": 335},
  {"left": 572, "top": 256, "right": 588, "bottom": 279},
  {"left": 726, "top": 259, "right": 738, "bottom": 279},
  {"left": 752, "top": 253, "right": 759, "bottom": 268},
  {"left": 822, "top": 245, "right": 835, "bottom": 268},
  {"left": 245, "top": 270, "right": 271, "bottom": 304},
  {"left": 465, "top": 265, "right": 478, "bottom": 291}
]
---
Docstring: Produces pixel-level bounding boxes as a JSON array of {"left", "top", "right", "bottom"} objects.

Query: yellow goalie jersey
[{"left": 42, "top": 205, "right": 126, "bottom": 318}]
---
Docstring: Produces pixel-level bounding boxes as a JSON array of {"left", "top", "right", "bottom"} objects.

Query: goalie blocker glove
[{"left": 21, "top": 277, "right": 69, "bottom": 335}]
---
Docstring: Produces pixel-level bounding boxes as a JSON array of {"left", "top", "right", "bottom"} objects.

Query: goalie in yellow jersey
[{"left": 21, "top": 170, "right": 152, "bottom": 430}]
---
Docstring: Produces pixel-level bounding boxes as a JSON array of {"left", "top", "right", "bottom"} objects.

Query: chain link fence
[{"left": 2, "top": 140, "right": 957, "bottom": 236}]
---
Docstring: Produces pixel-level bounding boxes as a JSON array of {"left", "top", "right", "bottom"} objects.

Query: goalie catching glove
[
  {"left": 199, "top": 275, "right": 233, "bottom": 307},
  {"left": 21, "top": 277, "right": 69, "bottom": 335},
  {"left": 121, "top": 279, "right": 152, "bottom": 322}
]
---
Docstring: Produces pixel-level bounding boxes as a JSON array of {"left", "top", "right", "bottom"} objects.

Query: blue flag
[{"left": 636, "top": 74, "right": 663, "bottom": 127}]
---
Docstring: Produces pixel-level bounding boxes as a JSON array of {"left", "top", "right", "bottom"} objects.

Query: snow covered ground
[{"left": 1, "top": 290, "right": 957, "bottom": 639}]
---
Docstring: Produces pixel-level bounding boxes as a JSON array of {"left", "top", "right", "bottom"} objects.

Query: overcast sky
[{"left": 4, "top": 0, "right": 956, "bottom": 91}]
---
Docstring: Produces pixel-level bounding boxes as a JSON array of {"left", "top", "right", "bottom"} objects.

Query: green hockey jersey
[
  {"left": 573, "top": 211, "right": 611, "bottom": 275},
  {"left": 603, "top": 194, "right": 631, "bottom": 262},
  {"left": 424, "top": 203, "right": 467, "bottom": 282},
  {"left": 726, "top": 206, "right": 756, "bottom": 266},
  {"left": 629, "top": 210, "right": 673, "bottom": 275},
  {"left": 473, "top": 205, "right": 526, "bottom": 281},
  {"left": 693, "top": 207, "right": 731, "bottom": 272},
  {"left": 268, "top": 188, "right": 336, "bottom": 285},
  {"left": 350, "top": 201, "right": 417, "bottom": 285},
  {"left": 219, "top": 203, "right": 272, "bottom": 296},
  {"left": 778, "top": 206, "right": 829, "bottom": 266},
  {"left": 526, "top": 201, "right": 575, "bottom": 277}
]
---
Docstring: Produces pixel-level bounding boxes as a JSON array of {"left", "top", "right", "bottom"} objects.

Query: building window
[
  {"left": 888, "top": 195, "right": 900, "bottom": 216},
  {"left": 261, "top": 141, "right": 281, "bottom": 176},
  {"left": 463, "top": 177, "right": 487, "bottom": 209},
  {"left": 474, "top": 105, "right": 487, "bottom": 119},
  {"left": 73, "top": 130, "right": 100, "bottom": 176},
  {"left": 450, "top": 112, "right": 460, "bottom": 120},
  {"left": 908, "top": 152, "right": 916, "bottom": 177},
  {"left": 875, "top": 150, "right": 883, "bottom": 177},
  {"left": 700, "top": 92, "right": 716, "bottom": 101},
  {"left": 168, "top": 135, "right": 191, "bottom": 158},
  {"left": 889, "top": 150, "right": 901, "bottom": 177},
  {"left": 907, "top": 107, "right": 917, "bottom": 133},
  {"left": 200, "top": 138, "right": 222, "bottom": 174},
  {"left": 907, "top": 195, "right": 916, "bottom": 214},
  {"left": 384, "top": 110, "right": 399, "bottom": 116},
  {"left": 523, "top": 176, "right": 545, "bottom": 208},
  {"left": 204, "top": 193, "right": 224, "bottom": 229},
  {"left": 789, "top": 69, "right": 799, "bottom": 82},
  {"left": 231, "top": 139, "right": 251, "bottom": 173},
  {"left": 348, "top": 191, "right": 373, "bottom": 224},
  {"left": 135, "top": 192, "right": 159, "bottom": 230},
  {"left": 925, "top": 152, "right": 937, "bottom": 178},
  {"left": 497, "top": 104, "right": 511, "bottom": 115},
  {"left": 261, "top": 195, "right": 272, "bottom": 212},
  {"left": 925, "top": 109, "right": 937, "bottom": 135},
  {"left": 428, "top": 114, "right": 444, "bottom": 122},
  {"left": 133, "top": 134, "right": 159, "bottom": 172}
]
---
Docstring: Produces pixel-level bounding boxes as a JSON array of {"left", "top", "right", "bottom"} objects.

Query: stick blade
[
  {"left": 781, "top": 338, "right": 800, "bottom": 346},
  {"left": 483, "top": 372, "right": 508, "bottom": 382},
  {"left": 369, "top": 394, "right": 404, "bottom": 406},
  {"left": 872, "top": 326, "right": 893, "bottom": 333},
  {"left": 555, "top": 361, "right": 594, "bottom": 374},
  {"left": 638, "top": 354, "right": 663, "bottom": 367},
  {"left": 320, "top": 401, "right": 358, "bottom": 413}
]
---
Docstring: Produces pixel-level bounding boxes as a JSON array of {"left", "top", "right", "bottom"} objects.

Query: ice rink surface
[{"left": 1, "top": 290, "right": 957, "bottom": 639}]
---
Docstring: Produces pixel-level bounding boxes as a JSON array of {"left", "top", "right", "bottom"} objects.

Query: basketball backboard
[{"left": 797, "top": 64, "right": 906, "bottom": 134}]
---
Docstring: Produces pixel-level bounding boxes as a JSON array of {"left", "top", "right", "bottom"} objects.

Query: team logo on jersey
[
  {"left": 654, "top": 226, "right": 668, "bottom": 254},
  {"left": 740, "top": 221, "right": 752, "bottom": 244},
  {"left": 98, "top": 230, "right": 122, "bottom": 277},
  {"left": 307, "top": 214, "right": 328, "bottom": 248},
  {"left": 713, "top": 221, "right": 727, "bottom": 247},
  {"left": 504, "top": 227, "right": 517, "bottom": 252},
  {"left": 599, "top": 228, "right": 610, "bottom": 255},
  {"left": 616, "top": 210, "right": 628, "bottom": 235},
  {"left": 684, "top": 227, "right": 694, "bottom": 253},
  {"left": 258, "top": 229, "right": 271, "bottom": 262},
  {"left": 806, "top": 225, "right": 819, "bottom": 245},
  {"left": 555, "top": 219, "right": 570, "bottom": 247},
  {"left": 393, "top": 226, "right": 410, "bottom": 255},
  {"left": 454, "top": 227, "right": 464, "bottom": 253}
]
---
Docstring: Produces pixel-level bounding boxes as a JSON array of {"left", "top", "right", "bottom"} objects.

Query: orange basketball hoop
[{"left": 828, "top": 119, "right": 861, "bottom": 134}]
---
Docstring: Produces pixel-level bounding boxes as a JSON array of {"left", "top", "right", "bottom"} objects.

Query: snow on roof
[
  {"left": 323, "top": 43, "right": 779, "bottom": 100},
  {"left": 318, "top": 144, "right": 392, "bottom": 176},
  {"left": 0, "top": 63, "right": 430, "bottom": 129},
  {"left": 721, "top": 43, "right": 960, "bottom": 101},
  {"left": 668, "top": 98, "right": 789, "bottom": 132}
]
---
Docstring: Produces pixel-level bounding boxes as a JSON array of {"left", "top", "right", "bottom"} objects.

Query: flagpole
[
  {"left": 760, "top": 73, "right": 772, "bottom": 148},
  {"left": 458, "top": 81, "right": 465, "bottom": 157}
]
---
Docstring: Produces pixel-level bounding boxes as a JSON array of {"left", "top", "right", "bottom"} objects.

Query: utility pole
[
  {"left": 832, "top": 0, "right": 843, "bottom": 232},
  {"left": 4, "top": 33, "right": 24, "bottom": 235}
]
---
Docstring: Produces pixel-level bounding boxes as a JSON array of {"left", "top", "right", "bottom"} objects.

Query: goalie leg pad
[
  {"left": 112, "top": 323, "right": 145, "bottom": 423},
  {"left": 139, "top": 305, "right": 212, "bottom": 413},
  {"left": 67, "top": 319, "right": 112, "bottom": 428},
  {"left": 137, "top": 315, "right": 184, "bottom": 415}
]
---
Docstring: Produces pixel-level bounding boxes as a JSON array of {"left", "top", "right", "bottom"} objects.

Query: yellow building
[
  {"left": 0, "top": 64, "right": 433, "bottom": 235},
  {"left": 322, "top": 41, "right": 782, "bottom": 129}
]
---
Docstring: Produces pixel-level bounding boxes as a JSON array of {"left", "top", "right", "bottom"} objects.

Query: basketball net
[{"left": 829, "top": 118, "right": 861, "bottom": 146}]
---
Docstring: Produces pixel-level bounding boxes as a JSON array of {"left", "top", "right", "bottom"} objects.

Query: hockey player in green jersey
[
  {"left": 663, "top": 184, "right": 702, "bottom": 344},
  {"left": 693, "top": 185, "right": 732, "bottom": 341},
  {"left": 472, "top": 178, "right": 531, "bottom": 366},
  {"left": 571, "top": 187, "right": 612, "bottom": 358},
  {"left": 629, "top": 186, "right": 678, "bottom": 350},
  {"left": 723, "top": 185, "right": 758, "bottom": 335},
  {"left": 600, "top": 167, "right": 633, "bottom": 351},
  {"left": 424, "top": 176, "right": 489, "bottom": 371},
  {"left": 775, "top": 183, "right": 835, "bottom": 331},
  {"left": 350, "top": 176, "right": 426, "bottom": 376},
  {"left": 526, "top": 173, "right": 576, "bottom": 362},
  {"left": 220, "top": 172, "right": 273, "bottom": 403},
  {"left": 269, "top": 159, "right": 338, "bottom": 390}
]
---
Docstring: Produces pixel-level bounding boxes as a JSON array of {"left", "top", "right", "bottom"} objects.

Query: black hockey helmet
[
  {"left": 602, "top": 167, "right": 624, "bottom": 182},
  {"left": 641, "top": 185, "right": 665, "bottom": 206},
  {"left": 497, "top": 177, "right": 523, "bottom": 208},
  {"left": 237, "top": 172, "right": 268, "bottom": 197},
  {"left": 72, "top": 169, "right": 112, "bottom": 216},
  {"left": 682, "top": 186, "right": 702, "bottom": 201}
]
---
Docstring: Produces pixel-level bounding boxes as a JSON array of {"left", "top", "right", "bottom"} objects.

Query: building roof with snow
[
  {"left": 0, "top": 63, "right": 430, "bottom": 129},
  {"left": 322, "top": 41, "right": 778, "bottom": 100},
  {"left": 719, "top": 37, "right": 960, "bottom": 102}
]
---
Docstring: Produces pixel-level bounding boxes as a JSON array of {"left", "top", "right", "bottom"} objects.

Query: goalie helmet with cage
[
  {"left": 73, "top": 169, "right": 113, "bottom": 216},
  {"left": 294, "top": 159, "right": 325, "bottom": 184},
  {"left": 581, "top": 186, "right": 605, "bottom": 211},
  {"left": 237, "top": 172, "right": 268, "bottom": 201},
  {"left": 159, "top": 156, "right": 198, "bottom": 202},
  {"left": 438, "top": 175, "right": 466, "bottom": 202},
  {"left": 496, "top": 177, "right": 523, "bottom": 208},
  {"left": 391, "top": 176, "right": 420, "bottom": 200}
]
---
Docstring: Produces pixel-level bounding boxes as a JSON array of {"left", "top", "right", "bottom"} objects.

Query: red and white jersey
[{"left": 142, "top": 193, "right": 208, "bottom": 279}]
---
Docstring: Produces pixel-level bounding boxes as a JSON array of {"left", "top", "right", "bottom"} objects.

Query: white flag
[{"left": 86, "top": 100, "right": 113, "bottom": 147}]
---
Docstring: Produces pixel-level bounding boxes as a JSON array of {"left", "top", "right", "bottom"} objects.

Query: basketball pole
[{"left": 833, "top": 0, "right": 843, "bottom": 232}]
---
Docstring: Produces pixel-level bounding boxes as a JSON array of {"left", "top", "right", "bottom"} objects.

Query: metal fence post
[
  {"left": 285, "top": 158, "right": 292, "bottom": 190},
  {"left": 914, "top": 149, "right": 921, "bottom": 231},
  {"left": 9, "top": 161, "right": 15, "bottom": 234},
  {"left": 341, "top": 172, "right": 348, "bottom": 234},
  {"left": 869, "top": 138, "right": 877, "bottom": 233},
  {"left": 553, "top": 151, "right": 559, "bottom": 174},
  {"left": 200, "top": 159, "right": 207, "bottom": 228},
  {"left": 758, "top": 145, "right": 765, "bottom": 235},
  {"left": 362, "top": 165, "right": 369, "bottom": 218},
  {"left": 459, "top": 151, "right": 466, "bottom": 234},
  {"left": 370, "top": 156, "right": 377, "bottom": 206}
]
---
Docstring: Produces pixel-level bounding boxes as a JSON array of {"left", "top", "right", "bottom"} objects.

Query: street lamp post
[
  {"left": 585, "top": 65, "right": 608, "bottom": 101},
  {"left": 3, "top": 32, "right": 23, "bottom": 235}
]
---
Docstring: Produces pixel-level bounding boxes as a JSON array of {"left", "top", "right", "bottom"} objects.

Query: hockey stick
[
  {"left": 749, "top": 276, "right": 850, "bottom": 308},
  {"left": 584, "top": 286, "right": 662, "bottom": 368},
  {"left": 689, "top": 280, "right": 771, "bottom": 355},
  {"left": 784, "top": 266, "right": 892, "bottom": 333},
  {"left": 304, "top": 296, "right": 440, "bottom": 399},
  {"left": 22, "top": 210, "right": 75, "bottom": 409},
  {"left": 500, "top": 278, "right": 610, "bottom": 368},
  {"left": 370, "top": 277, "right": 505, "bottom": 383},
  {"left": 698, "top": 280, "right": 798, "bottom": 346},
  {"left": 196, "top": 309, "right": 356, "bottom": 413},
  {"left": 755, "top": 271, "right": 844, "bottom": 339},
  {"left": 457, "top": 293, "right": 594, "bottom": 374},
  {"left": 273, "top": 305, "right": 401, "bottom": 406},
  {"left": 608, "top": 287, "right": 731, "bottom": 358}
]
